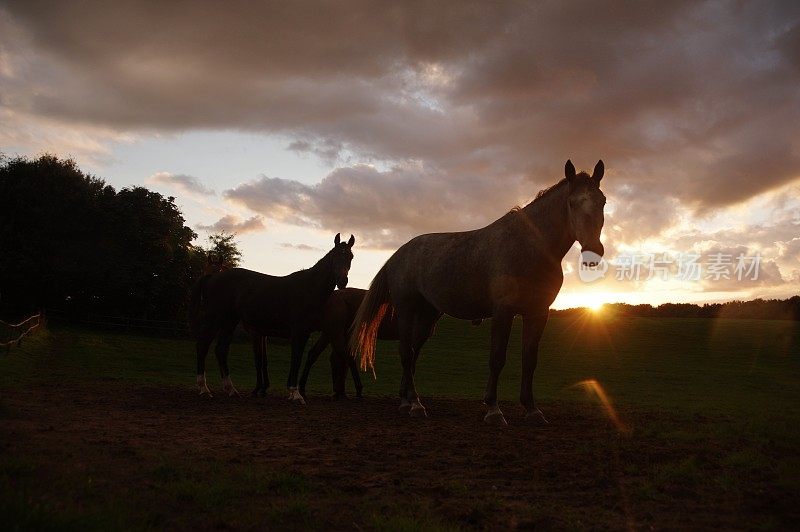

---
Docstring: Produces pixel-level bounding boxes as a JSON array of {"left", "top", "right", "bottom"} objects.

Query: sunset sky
[{"left": 2, "top": 1, "right": 799, "bottom": 308}]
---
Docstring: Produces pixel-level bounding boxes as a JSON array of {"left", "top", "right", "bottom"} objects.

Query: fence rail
[
  {"left": 45, "top": 309, "right": 189, "bottom": 335},
  {"left": 1, "top": 312, "right": 44, "bottom": 352}
]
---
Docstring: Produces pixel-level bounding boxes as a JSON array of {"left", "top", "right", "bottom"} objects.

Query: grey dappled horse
[
  {"left": 352, "top": 160, "right": 606, "bottom": 426},
  {"left": 189, "top": 234, "right": 355, "bottom": 402}
]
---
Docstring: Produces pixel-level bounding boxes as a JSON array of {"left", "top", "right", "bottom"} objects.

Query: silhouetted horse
[
  {"left": 353, "top": 160, "right": 606, "bottom": 425},
  {"left": 189, "top": 233, "right": 355, "bottom": 402},
  {"left": 298, "top": 287, "right": 398, "bottom": 399}
]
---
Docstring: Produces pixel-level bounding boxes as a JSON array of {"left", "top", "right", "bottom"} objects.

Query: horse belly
[{"left": 425, "top": 289, "right": 493, "bottom": 320}]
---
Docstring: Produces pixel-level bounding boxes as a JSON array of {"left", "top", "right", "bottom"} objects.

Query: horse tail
[
  {"left": 351, "top": 264, "right": 391, "bottom": 372},
  {"left": 187, "top": 274, "right": 210, "bottom": 335}
]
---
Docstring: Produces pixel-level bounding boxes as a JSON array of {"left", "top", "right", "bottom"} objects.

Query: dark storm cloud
[{"left": 2, "top": 0, "right": 800, "bottom": 246}]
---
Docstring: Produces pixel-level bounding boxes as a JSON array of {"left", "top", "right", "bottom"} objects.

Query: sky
[{"left": 1, "top": 0, "right": 799, "bottom": 308}]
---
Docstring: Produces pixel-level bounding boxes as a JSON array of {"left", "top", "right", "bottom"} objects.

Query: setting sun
[
  {"left": 588, "top": 301, "right": 605, "bottom": 312},
  {"left": 583, "top": 294, "right": 607, "bottom": 312}
]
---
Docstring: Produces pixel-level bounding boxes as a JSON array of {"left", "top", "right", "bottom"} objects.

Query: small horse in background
[
  {"left": 189, "top": 233, "right": 355, "bottom": 402},
  {"left": 352, "top": 160, "right": 606, "bottom": 426},
  {"left": 298, "top": 287, "right": 398, "bottom": 400}
]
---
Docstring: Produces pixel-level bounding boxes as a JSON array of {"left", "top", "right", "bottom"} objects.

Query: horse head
[
  {"left": 565, "top": 159, "right": 606, "bottom": 266},
  {"left": 330, "top": 233, "right": 355, "bottom": 289}
]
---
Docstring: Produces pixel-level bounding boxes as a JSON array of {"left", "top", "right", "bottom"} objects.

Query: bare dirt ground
[{"left": 1, "top": 381, "right": 795, "bottom": 530}]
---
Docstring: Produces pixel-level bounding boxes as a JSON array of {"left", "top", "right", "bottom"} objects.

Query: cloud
[
  {"left": 196, "top": 214, "right": 264, "bottom": 234},
  {"left": 278, "top": 243, "right": 323, "bottom": 252},
  {"left": 2, "top": 0, "right": 800, "bottom": 292},
  {"left": 145, "top": 172, "right": 214, "bottom": 197},
  {"left": 224, "top": 163, "right": 533, "bottom": 248},
  {"left": 3, "top": 2, "right": 798, "bottom": 201}
]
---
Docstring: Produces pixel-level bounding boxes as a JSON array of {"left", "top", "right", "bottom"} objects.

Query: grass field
[{"left": 2, "top": 314, "right": 799, "bottom": 530}]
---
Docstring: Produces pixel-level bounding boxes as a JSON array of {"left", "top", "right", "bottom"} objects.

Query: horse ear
[
  {"left": 565, "top": 159, "right": 576, "bottom": 181},
  {"left": 347, "top": 234, "right": 355, "bottom": 247},
  {"left": 592, "top": 160, "right": 604, "bottom": 182},
  {"left": 334, "top": 233, "right": 341, "bottom": 245}
]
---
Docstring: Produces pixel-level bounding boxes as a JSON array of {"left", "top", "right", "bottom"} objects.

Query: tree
[
  {"left": 0, "top": 154, "right": 206, "bottom": 320},
  {"left": 204, "top": 231, "right": 242, "bottom": 273}
]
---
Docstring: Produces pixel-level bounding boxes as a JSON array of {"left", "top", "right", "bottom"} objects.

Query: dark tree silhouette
[
  {"left": 0, "top": 154, "right": 205, "bottom": 320},
  {"left": 205, "top": 231, "right": 242, "bottom": 272}
]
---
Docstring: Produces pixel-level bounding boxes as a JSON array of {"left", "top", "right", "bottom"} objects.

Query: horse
[
  {"left": 352, "top": 160, "right": 606, "bottom": 426},
  {"left": 297, "top": 287, "right": 399, "bottom": 400},
  {"left": 189, "top": 233, "right": 355, "bottom": 402}
]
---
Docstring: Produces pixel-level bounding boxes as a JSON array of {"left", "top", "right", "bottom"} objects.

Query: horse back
[{"left": 386, "top": 219, "right": 562, "bottom": 317}]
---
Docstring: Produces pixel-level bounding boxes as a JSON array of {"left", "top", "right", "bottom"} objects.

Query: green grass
[
  {"left": 7, "top": 316, "right": 798, "bottom": 420},
  {"left": 1, "top": 316, "right": 799, "bottom": 530}
]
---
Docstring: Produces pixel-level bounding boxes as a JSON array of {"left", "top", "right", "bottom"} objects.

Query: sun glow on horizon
[
  {"left": 582, "top": 293, "right": 608, "bottom": 312},
  {"left": 587, "top": 300, "right": 605, "bottom": 312}
]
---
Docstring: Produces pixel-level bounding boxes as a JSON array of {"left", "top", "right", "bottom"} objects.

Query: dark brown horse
[
  {"left": 297, "top": 287, "right": 398, "bottom": 399},
  {"left": 189, "top": 233, "right": 355, "bottom": 402},
  {"left": 352, "top": 160, "right": 606, "bottom": 425}
]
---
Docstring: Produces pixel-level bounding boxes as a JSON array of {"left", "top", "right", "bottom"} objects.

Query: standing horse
[
  {"left": 298, "top": 287, "right": 399, "bottom": 399},
  {"left": 189, "top": 233, "right": 355, "bottom": 402},
  {"left": 352, "top": 160, "right": 605, "bottom": 426}
]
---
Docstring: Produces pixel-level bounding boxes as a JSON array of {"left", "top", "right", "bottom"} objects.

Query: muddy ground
[{"left": 2, "top": 381, "right": 795, "bottom": 530}]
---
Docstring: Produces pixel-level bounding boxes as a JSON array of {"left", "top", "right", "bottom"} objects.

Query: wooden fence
[
  {"left": 1, "top": 312, "right": 44, "bottom": 353},
  {"left": 44, "top": 309, "right": 189, "bottom": 335}
]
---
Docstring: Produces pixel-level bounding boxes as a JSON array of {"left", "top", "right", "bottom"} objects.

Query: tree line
[
  {"left": 0, "top": 154, "right": 240, "bottom": 321},
  {"left": 554, "top": 298, "right": 800, "bottom": 321}
]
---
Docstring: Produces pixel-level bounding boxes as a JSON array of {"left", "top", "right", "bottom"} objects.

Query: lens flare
[{"left": 573, "top": 379, "right": 630, "bottom": 433}]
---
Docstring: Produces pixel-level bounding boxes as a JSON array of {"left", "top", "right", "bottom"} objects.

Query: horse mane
[
  {"left": 533, "top": 171, "right": 589, "bottom": 201},
  {"left": 311, "top": 247, "right": 335, "bottom": 270},
  {"left": 502, "top": 171, "right": 597, "bottom": 227}
]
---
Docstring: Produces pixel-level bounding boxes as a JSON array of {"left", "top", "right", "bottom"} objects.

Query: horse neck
[
  {"left": 304, "top": 253, "right": 337, "bottom": 298},
  {"left": 520, "top": 184, "right": 575, "bottom": 262}
]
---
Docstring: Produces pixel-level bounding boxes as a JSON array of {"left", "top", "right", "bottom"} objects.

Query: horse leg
[
  {"left": 215, "top": 322, "right": 240, "bottom": 397},
  {"left": 299, "top": 333, "right": 329, "bottom": 399},
  {"left": 196, "top": 332, "right": 214, "bottom": 397},
  {"left": 262, "top": 336, "right": 270, "bottom": 390},
  {"left": 251, "top": 334, "right": 267, "bottom": 397},
  {"left": 287, "top": 332, "right": 310, "bottom": 404},
  {"left": 396, "top": 310, "right": 415, "bottom": 414},
  {"left": 484, "top": 308, "right": 514, "bottom": 426},
  {"left": 520, "top": 312, "right": 549, "bottom": 425},
  {"left": 330, "top": 333, "right": 350, "bottom": 399},
  {"left": 348, "top": 353, "right": 363, "bottom": 399},
  {"left": 405, "top": 306, "right": 440, "bottom": 418}
]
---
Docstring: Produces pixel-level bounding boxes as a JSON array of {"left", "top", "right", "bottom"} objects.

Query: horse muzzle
[
  {"left": 580, "top": 242, "right": 604, "bottom": 267},
  {"left": 336, "top": 275, "right": 349, "bottom": 289}
]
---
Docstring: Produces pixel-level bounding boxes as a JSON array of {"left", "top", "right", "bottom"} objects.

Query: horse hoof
[
  {"left": 484, "top": 410, "right": 508, "bottom": 427},
  {"left": 525, "top": 409, "right": 549, "bottom": 426},
  {"left": 398, "top": 400, "right": 411, "bottom": 414},
  {"left": 250, "top": 389, "right": 260, "bottom": 398},
  {"left": 287, "top": 388, "right": 306, "bottom": 405},
  {"left": 409, "top": 404, "right": 427, "bottom": 418},
  {"left": 198, "top": 386, "right": 213, "bottom": 398}
]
